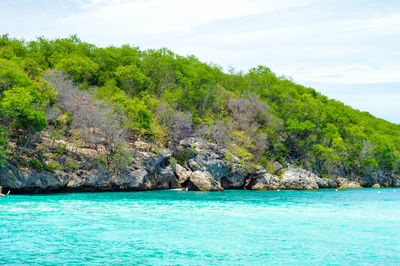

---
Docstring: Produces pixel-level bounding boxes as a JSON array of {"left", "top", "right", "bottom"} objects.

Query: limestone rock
[
  {"left": 248, "top": 173, "right": 282, "bottom": 190},
  {"left": 221, "top": 164, "right": 246, "bottom": 189},
  {"left": 0, "top": 165, "right": 22, "bottom": 189},
  {"left": 109, "top": 169, "right": 154, "bottom": 190},
  {"left": 179, "top": 137, "right": 218, "bottom": 153},
  {"left": 281, "top": 167, "right": 319, "bottom": 190},
  {"left": 66, "top": 169, "right": 108, "bottom": 190},
  {"left": 196, "top": 157, "right": 229, "bottom": 181},
  {"left": 157, "top": 167, "right": 178, "bottom": 189},
  {"left": 187, "top": 159, "right": 203, "bottom": 172},
  {"left": 371, "top": 183, "right": 380, "bottom": 189},
  {"left": 143, "top": 151, "right": 172, "bottom": 174},
  {"left": 174, "top": 164, "right": 191, "bottom": 187},
  {"left": 187, "top": 170, "right": 223, "bottom": 191},
  {"left": 392, "top": 176, "right": 400, "bottom": 187},
  {"left": 337, "top": 178, "right": 363, "bottom": 189},
  {"left": 316, "top": 178, "right": 337, "bottom": 189}
]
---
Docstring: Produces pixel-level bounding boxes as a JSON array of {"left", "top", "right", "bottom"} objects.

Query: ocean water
[{"left": 1, "top": 189, "right": 399, "bottom": 265}]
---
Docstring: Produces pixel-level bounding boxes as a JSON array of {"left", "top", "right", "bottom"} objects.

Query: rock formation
[{"left": 2, "top": 137, "right": 399, "bottom": 193}]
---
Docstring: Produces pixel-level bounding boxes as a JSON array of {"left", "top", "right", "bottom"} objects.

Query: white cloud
[
  {"left": 281, "top": 64, "right": 400, "bottom": 85},
  {"left": 61, "top": 0, "right": 314, "bottom": 36}
]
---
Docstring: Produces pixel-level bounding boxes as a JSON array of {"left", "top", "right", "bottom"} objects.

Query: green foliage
[
  {"left": 174, "top": 148, "right": 197, "bottom": 166},
  {"left": 0, "top": 56, "right": 56, "bottom": 146},
  {"left": 0, "top": 34, "right": 399, "bottom": 179},
  {"left": 45, "top": 161, "right": 61, "bottom": 172},
  {"left": 29, "top": 158, "right": 43, "bottom": 171},
  {"left": 110, "top": 144, "right": 131, "bottom": 171},
  {"left": 114, "top": 64, "right": 146, "bottom": 95},
  {"left": 0, "top": 128, "right": 8, "bottom": 165},
  {"left": 65, "top": 159, "right": 76, "bottom": 171},
  {"left": 56, "top": 144, "right": 67, "bottom": 154},
  {"left": 225, "top": 143, "right": 254, "bottom": 164},
  {"left": 56, "top": 54, "right": 99, "bottom": 85},
  {"left": 150, "top": 120, "right": 169, "bottom": 145},
  {"left": 169, "top": 156, "right": 177, "bottom": 166},
  {"left": 1, "top": 87, "right": 48, "bottom": 132},
  {"left": 97, "top": 80, "right": 153, "bottom": 134}
]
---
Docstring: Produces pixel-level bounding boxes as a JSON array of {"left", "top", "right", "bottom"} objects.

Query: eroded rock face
[
  {"left": 222, "top": 164, "right": 246, "bottom": 189},
  {"left": 187, "top": 170, "right": 223, "bottom": 191},
  {"left": 359, "top": 170, "right": 388, "bottom": 187},
  {"left": 392, "top": 176, "right": 400, "bottom": 187},
  {"left": 2, "top": 137, "right": 395, "bottom": 193},
  {"left": 281, "top": 166, "right": 337, "bottom": 190},
  {"left": 174, "top": 164, "right": 191, "bottom": 187},
  {"left": 157, "top": 167, "right": 178, "bottom": 189},
  {"left": 281, "top": 167, "right": 319, "bottom": 190},
  {"left": 247, "top": 173, "right": 282, "bottom": 190},
  {"left": 143, "top": 151, "right": 172, "bottom": 175},
  {"left": 316, "top": 178, "right": 337, "bottom": 189},
  {"left": 179, "top": 137, "right": 218, "bottom": 154},
  {"left": 371, "top": 183, "right": 380, "bottom": 188},
  {"left": 177, "top": 138, "right": 247, "bottom": 190},
  {"left": 0, "top": 164, "right": 23, "bottom": 189},
  {"left": 68, "top": 169, "right": 109, "bottom": 189},
  {"left": 187, "top": 159, "right": 203, "bottom": 172},
  {"left": 337, "top": 178, "right": 363, "bottom": 189},
  {"left": 0, "top": 163, "right": 69, "bottom": 192},
  {"left": 103, "top": 168, "right": 155, "bottom": 190},
  {"left": 197, "top": 157, "right": 229, "bottom": 182}
]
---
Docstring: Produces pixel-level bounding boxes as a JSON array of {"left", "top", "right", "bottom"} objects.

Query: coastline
[{"left": 1, "top": 137, "right": 398, "bottom": 194}]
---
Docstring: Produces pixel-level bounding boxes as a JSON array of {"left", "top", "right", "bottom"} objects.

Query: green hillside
[{"left": 1, "top": 34, "right": 399, "bottom": 178}]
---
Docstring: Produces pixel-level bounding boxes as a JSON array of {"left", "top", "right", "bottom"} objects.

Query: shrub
[
  {"left": 45, "top": 161, "right": 61, "bottom": 172},
  {"left": 169, "top": 156, "right": 177, "bottom": 166},
  {"left": 174, "top": 148, "right": 196, "bottom": 165},
  {"left": 0, "top": 128, "right": 8, "bottom": 166},
  {"left": 29, "top": 158, "right": 43, "bottom": 171}
]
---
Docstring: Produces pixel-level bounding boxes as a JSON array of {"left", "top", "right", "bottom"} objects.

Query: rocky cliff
[{"left": 1, "top": 138, "right": 399, "bottom": 193}]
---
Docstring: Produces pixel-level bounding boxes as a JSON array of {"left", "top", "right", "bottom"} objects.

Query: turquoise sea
[{"left": 1, "top": 189, "right": 399, "bottom": 265}]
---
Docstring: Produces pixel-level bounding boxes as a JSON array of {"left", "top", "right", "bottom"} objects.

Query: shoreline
[
  {"left": 3, "top": 186, "right": 395, "bottom": 196},
  {"left": 1, "top": 138, "right": 399, "bottom": 194}
]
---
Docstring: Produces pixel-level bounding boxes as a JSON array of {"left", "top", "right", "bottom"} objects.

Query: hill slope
[{"left": 0, "top": 35, "right": 399, "bottom": 190}]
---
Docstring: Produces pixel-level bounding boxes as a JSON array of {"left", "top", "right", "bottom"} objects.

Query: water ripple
[{"left": 0, "top": 189, "right": 399, "bottom": 264}]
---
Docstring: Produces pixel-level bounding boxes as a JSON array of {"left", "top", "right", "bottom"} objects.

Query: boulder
[
  {"left": 359, "top": 170, "right": 391, "bottom": 187},
  {"left": 0, "top": 165, "right": 22, "bottom": 189},
  {"left": 179, "top": 137, "right": 218, "bottom": 153},
  {"left": 187, "top": 170, "right": 223, "bottom": 191},
  {"left": 392, "top": 176, "right": 400, "bottom": 187},
  {"left": 109, "top": 169, "right": 155, "bottom": 190},
  {"left": 65, "top": 168, "right": 110, "bottom": 190},
  {"left": 174, "top": 164, "right": 191, "bottom": 187},
  {"left": 247, "top": 173, "right": 282, "bottom": 190},
  {"left": 187, "top": 159, "right": 204, "bottom": 172},
  {"left": 371, "top": 183, "right": 380, "bottom": 189},
  {"left": 316, "top": 178, "right": 337, "bottom": 189},
  {"left": 281, "top": 167, "right": 319, "bottom": 190},
  {"left": 196, "top": 157, "right": 229, "bottom": 181},
  {"left": 157, "top": 167, "right": 178, "bottom": 189},
  {"left": 66, "top": 173, "right": 85, "bottom": 188},
  {"left": 39, "top": 172, "right": 65, "bottom": 190},
  {"left": 337, "top": 178, "right": 363, "bottom": 189},
  {"left": 143, "top": 151, "right": 172, "bottom": 174},
  {"left": 221, "top": 164, "right": 246, "bottom": 189}
]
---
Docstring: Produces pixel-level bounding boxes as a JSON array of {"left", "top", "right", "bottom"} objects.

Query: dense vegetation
[{"left": 1, "top": 34, "right": 399, "bottom": 179}]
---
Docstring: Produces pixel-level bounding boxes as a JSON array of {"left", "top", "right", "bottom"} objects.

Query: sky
[{"left": 1, "top": 0, "right": 399, "bottom": 123}]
